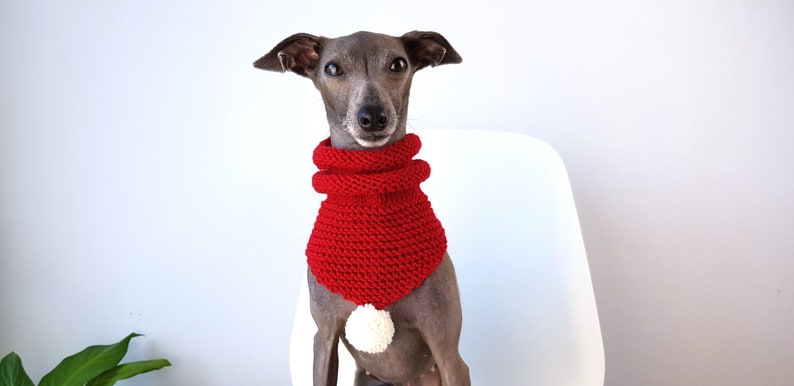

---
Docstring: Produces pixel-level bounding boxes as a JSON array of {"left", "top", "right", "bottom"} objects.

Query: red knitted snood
[{"left": 306, "top": 133, "right": 447, "bottom": 310}]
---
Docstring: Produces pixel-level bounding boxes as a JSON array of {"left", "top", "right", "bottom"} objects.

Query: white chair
[{"left": 289, "top": 129, "right": 605, "bottom": 385}]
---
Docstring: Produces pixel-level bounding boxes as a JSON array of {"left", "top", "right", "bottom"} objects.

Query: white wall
[{"left": 1, "top": 0, "right": 791, "bottom": 385}]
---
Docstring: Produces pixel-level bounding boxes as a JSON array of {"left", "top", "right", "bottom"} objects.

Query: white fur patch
[{"left": 353, "top": 134, "right": 392, "bottom": 148}]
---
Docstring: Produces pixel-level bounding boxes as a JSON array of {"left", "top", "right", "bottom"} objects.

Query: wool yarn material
[{"left": 306, "top": 133, "right": 447, "bottom": 310}]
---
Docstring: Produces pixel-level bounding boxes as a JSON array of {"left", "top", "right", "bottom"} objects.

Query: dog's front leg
[
  {"left": 309, "top": 269, "right": 349, "bottom": 386},
  {"left": 433, "top": 351, "right": 470, "bottom": 386},
  {"left": 424, "top": 322, "right": 470, "bottom": 386},
  {"left": 417, "top": 255, "right": 471, "bottom": 386},
  {"left": 313, "top": 327, "right": 340, "bottom": 386}
]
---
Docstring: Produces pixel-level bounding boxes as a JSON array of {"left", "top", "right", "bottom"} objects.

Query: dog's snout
[{"left": 357, "top": 105, "right": 389, "bottom": 132}]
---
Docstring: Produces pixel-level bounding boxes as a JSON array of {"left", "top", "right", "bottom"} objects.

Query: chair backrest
[{"left": 289, "top": 129, "right": 605, "bottom": 385}]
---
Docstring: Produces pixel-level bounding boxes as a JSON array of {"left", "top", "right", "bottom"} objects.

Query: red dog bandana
[{"left": 306, "top": 133, "right": 447, "bottom": 310}]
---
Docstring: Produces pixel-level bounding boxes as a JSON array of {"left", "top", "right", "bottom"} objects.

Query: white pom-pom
[{"left": 345, "top": 304, "right": 395, "bottom": 354}]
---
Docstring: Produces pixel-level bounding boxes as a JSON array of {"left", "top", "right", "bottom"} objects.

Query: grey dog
[{"left": 254, "top": 31, "right": 470, "bottom": 386}]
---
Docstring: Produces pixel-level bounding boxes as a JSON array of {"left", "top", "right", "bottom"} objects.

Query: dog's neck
[{"left": 314, "top": 132, "right": 416, "bottom": 176}]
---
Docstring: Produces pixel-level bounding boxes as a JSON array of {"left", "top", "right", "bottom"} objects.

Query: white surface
[{"left": 290, "top": 129, "right": 605, "bottom": 385}]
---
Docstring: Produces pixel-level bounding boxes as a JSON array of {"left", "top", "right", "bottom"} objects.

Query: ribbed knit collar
[
  {"left": 311, "top": 134, "right": 429, "bottom": 197},
  {"left": 314, "top": 134, "right": 421, "bottom": 172}
]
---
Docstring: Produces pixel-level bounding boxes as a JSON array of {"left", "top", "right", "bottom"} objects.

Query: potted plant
[{"left": 1, "top": 333, "right": 170, "bottom": 386}]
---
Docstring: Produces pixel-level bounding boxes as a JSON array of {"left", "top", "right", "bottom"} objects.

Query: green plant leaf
[
  {"left": 0, "top": 352, "right": 35, "bottom": 386},
  {"left": 38, "top": 333, "right": 142, "bottom": 386},
  {"left": 86, "top": 359, "right": 171, "bottom": 386}
]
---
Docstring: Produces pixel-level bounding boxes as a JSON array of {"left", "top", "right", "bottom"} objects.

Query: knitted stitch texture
[{"left": 306, "top": 133, "right": 447, "bottom": 310}]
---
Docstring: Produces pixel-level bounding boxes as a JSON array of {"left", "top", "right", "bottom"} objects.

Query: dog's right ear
[
  {"left": 253, "top": 33, "right": 324, "bottom": 78},
  {"left": 401, "top": 31, "right": 462, "bottom": 71}
]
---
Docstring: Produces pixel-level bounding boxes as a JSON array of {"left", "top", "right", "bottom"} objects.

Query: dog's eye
[
  {"left": 389, "top": 57, "right": 408, "bottom": 73},
  {"left": 324, "top": 62, "right": 343, "bottom": 76}
]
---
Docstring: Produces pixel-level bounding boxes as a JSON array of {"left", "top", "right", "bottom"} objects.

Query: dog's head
[{"left": 255, "top": 31, "right": 461, "bottom": 150}]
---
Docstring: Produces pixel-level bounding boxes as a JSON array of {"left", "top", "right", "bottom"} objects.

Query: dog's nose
[{"left": 357, "top": 105, "right": 388, "bottom": 132}]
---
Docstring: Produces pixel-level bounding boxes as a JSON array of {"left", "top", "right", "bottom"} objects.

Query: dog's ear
[
  {"left": 401, "top": 31, "right": 462, "bottom": 71},
  {"left": 253, "top": 33, "right": 324, "bottom": 77}
]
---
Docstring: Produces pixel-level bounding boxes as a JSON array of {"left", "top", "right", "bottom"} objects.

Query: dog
[{"left": 254, "top": 31, "right": 469, "bottom": 386}]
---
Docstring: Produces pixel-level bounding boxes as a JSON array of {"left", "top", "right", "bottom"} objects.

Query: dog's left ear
[
  {"left": 401, "top": 31, "right": 462, "bottom": 71},
  {"left": 253, "top": 33, "right": 324, "bottom": 78}
]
